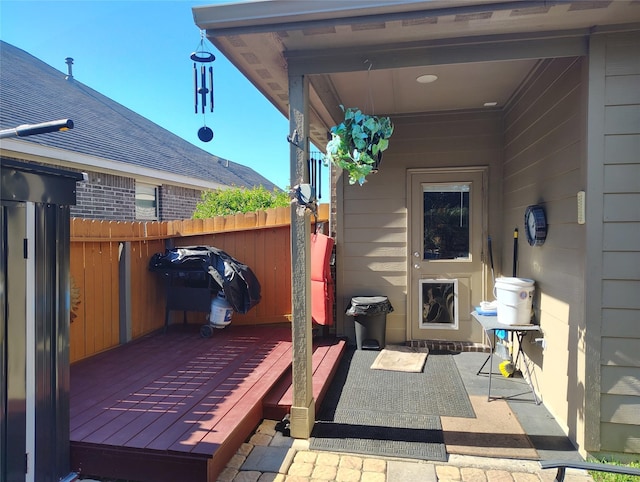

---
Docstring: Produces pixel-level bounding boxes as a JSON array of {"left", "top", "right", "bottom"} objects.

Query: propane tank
[{"left": 209, "top": 291, "right": 233, "bottom": 328}]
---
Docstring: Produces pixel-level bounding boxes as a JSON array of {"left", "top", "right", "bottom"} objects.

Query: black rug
[{"left": 310, "top": 349, "right": 474, "bottom": 461}]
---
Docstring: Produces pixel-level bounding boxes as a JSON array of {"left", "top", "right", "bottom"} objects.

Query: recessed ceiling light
[
  {"left": 483, "top": 101, "right": 498, "bottom": 107},
  {"left": 416, "top": 74, "right": 438, "bottom": 84}
]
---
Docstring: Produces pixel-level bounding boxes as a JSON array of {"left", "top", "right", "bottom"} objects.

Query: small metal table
[{"left": 472, "top": 311, "right": 541, "bottom": 404}]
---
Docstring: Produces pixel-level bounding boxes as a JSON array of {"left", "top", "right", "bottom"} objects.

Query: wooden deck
[{"left": 69, "top": 324, "right": 346, "bottom": 482}]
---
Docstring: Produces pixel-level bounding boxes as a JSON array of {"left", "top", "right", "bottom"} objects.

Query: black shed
[{"left": 1, "top": 159, "right": 84, "bottom": 482}]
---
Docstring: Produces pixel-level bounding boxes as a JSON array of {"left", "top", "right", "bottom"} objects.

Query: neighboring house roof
[{"left": 0, "top": 41, "right": 277, "bottom": 191}]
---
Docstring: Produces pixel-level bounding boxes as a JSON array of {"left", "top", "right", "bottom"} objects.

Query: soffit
[{"left": 194, "top": 0, "right": 640, "bottom": 147}]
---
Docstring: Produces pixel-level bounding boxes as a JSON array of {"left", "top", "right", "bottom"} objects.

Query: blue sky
[{"left": 0, "top": 0, "right": 329, "bottom": 199}]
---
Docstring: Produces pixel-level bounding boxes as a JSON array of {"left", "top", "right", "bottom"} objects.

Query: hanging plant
[{"left": 325, "top": 106, "right": 394, "bottom": 185}]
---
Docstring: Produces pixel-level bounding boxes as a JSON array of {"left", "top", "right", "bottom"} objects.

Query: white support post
[{"left": 288, "top": 73, "right": 315, "bottom": 439}]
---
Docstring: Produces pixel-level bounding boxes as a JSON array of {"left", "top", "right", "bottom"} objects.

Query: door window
[{"left": 423, "top": 183, "right": 470, "bottom": 260}]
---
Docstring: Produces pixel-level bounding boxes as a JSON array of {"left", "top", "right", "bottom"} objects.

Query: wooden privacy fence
[{"left": 69, "top": 205, "right": 330, "bottom": 363}]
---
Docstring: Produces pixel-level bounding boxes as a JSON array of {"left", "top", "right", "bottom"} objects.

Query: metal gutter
[
  {"left": 194, "top": 1, "right": 557, "bottom": 37},
  {"left": 1, "top": 139, "right": 226, "bottom": 191}
]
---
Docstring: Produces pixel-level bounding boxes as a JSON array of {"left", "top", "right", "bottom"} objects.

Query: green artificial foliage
[
  {"left": 588, "top": 459, "right": 640, "bottom": 482},
  {"left": 192, "top": 185, "right": 289, "bottom": 218},
  {"left": 325, "top": 106, "right": 394, "bottom": 185}
]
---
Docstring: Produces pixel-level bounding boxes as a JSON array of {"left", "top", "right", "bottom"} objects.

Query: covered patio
[
  {"left": 193, "top": 0, "right": 640, "bottom": 460},
  {"left": 69, "top": 322, "right": 586, "bottom": 482}
]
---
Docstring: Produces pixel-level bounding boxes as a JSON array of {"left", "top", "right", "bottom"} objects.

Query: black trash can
[{"left": 345, "top": 296, "right": 394, "bottom": 350}]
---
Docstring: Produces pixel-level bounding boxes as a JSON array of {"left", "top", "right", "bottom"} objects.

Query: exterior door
[{"left": 408, "top": 168, "right": 486, "bottom": 341}]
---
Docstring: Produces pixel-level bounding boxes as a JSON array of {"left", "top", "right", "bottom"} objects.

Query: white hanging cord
[
  {"left": 194, "top": 29, "right": 206, "bottom": 52},
  {"left": 364, "top": 59, "right": 374, "bottom": 114}
]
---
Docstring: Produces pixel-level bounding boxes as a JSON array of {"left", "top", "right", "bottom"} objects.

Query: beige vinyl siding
[
  {"left": 502, "top": 57, "right": 586, "bottom": 441},
  {"left": 598, "top": 30, "right": 640, "bottom": 456},
  {"left": 335, "top": 110, "right": 503, "bottom": 344}
]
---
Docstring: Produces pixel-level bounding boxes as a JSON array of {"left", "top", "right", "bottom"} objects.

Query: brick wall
[
  {"left": 72, "top": 171, "right": 136, "bottom": 220},
  {"left": 159, "top": 184, "right": 202, "bottom": 221},
  {"left": 3, "top": 157, "right": 205, "bottom": 221}
]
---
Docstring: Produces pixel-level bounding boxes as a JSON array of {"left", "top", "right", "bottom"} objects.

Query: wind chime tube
[
  {"left": 209, "top": 67, "right": 214, "bottom": 112},
  {"left": 308, "top": 156, "right": 315, "bottom": 186},
  {"left": 201, "top": 65, "right": 207, "bottom": 113},
  {"left": 191, "top": 32, "right": 216, "bottom": 142},
  {"left": 194, "top": 63, "right": 198, "bottom": 114},
  {"left": 317, "top": 158, "right": 322, "bottom": 199}
]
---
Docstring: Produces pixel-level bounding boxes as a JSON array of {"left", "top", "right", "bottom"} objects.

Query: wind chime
[{"left": 191, "top": 31, "right": 215, "bottom": 142}]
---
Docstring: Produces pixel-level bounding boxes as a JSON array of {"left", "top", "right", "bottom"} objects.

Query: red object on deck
[{"left": 310, "top": 233, "right": 335, "bottom": 326}]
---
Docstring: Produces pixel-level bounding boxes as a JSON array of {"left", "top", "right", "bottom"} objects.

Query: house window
[{"left": 135, "top": 183, "right": 158, "bottom": 220}]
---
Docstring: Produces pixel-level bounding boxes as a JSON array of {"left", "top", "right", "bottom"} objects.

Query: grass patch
[{"left": 588, "top": 459, "right": 640, "bottom": 482}]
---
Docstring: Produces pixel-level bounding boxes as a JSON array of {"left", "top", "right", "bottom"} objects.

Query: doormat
[
  {"left": 311, "top": 410, "right": 445, "bottom": 461},
  {"left": 441, "top": 395, "right": 538, "bottom": 459},
  {"left": 370, "top": 345, "right": 429, "bottom": 372},
  {"left": 310, "top": 349, "right": 474, "bottom": 461}
]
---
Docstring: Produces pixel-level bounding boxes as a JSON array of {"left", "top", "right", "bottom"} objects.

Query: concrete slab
[
  {"left": 241, "top": 445, "right": 295, "bottom": 474},
  {"left": 451, "top": 352, "right": 583, "bottom": 462},
  {"left": 269, "top": 431, "right": 294, "bottom": 448},
  {"left": 386, "top": 460, "right": 437, "bottom": 482}
]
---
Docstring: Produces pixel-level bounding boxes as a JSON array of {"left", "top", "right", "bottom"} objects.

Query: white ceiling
[{"left": 328, "top": 59, "right": 537, "bottom": 115}]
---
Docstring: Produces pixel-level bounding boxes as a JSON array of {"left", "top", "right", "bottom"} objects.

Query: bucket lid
[{"left": 495, "top": 277, "right": 534, "bottom": 287}]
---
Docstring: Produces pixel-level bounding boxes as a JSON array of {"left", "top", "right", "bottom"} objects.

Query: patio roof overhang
[
  {"left": 192, "top": 0, "right": 640, "bottom": 441},
  {"left": 193, "top": 0, "right": 640, "bottom": 149}
]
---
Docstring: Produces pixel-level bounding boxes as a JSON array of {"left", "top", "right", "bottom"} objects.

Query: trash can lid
[
  {"left": 350, "top": 296, "right": 389, "bottom": 305},
  {"left": 345, "top": 296, "right": 394, "bottom": 315}
]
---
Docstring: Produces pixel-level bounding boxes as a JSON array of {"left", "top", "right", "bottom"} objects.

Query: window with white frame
[{"left": 135, "top": 183, "right": 158, "bottom": 220}]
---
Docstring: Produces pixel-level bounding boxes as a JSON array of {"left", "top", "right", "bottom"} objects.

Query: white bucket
[
  {"left": 494, "top": 277, "right": 535, "bottom": 325},
  {"left": 209, "top": 291, "right": 233, "bottom": 328}
]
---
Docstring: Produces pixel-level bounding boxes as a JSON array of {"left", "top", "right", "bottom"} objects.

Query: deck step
[{"left": 263, "top": 337, "right": 346, "bottom": 420}]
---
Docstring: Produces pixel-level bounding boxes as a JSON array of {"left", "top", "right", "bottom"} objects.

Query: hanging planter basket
[{"left": 324, "top": 106, "right": 394, "bottom": 185}]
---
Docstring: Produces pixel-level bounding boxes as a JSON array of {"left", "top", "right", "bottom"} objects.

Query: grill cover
[{"left": 149, "top": 246, "right": 261, "bottom": 314}]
